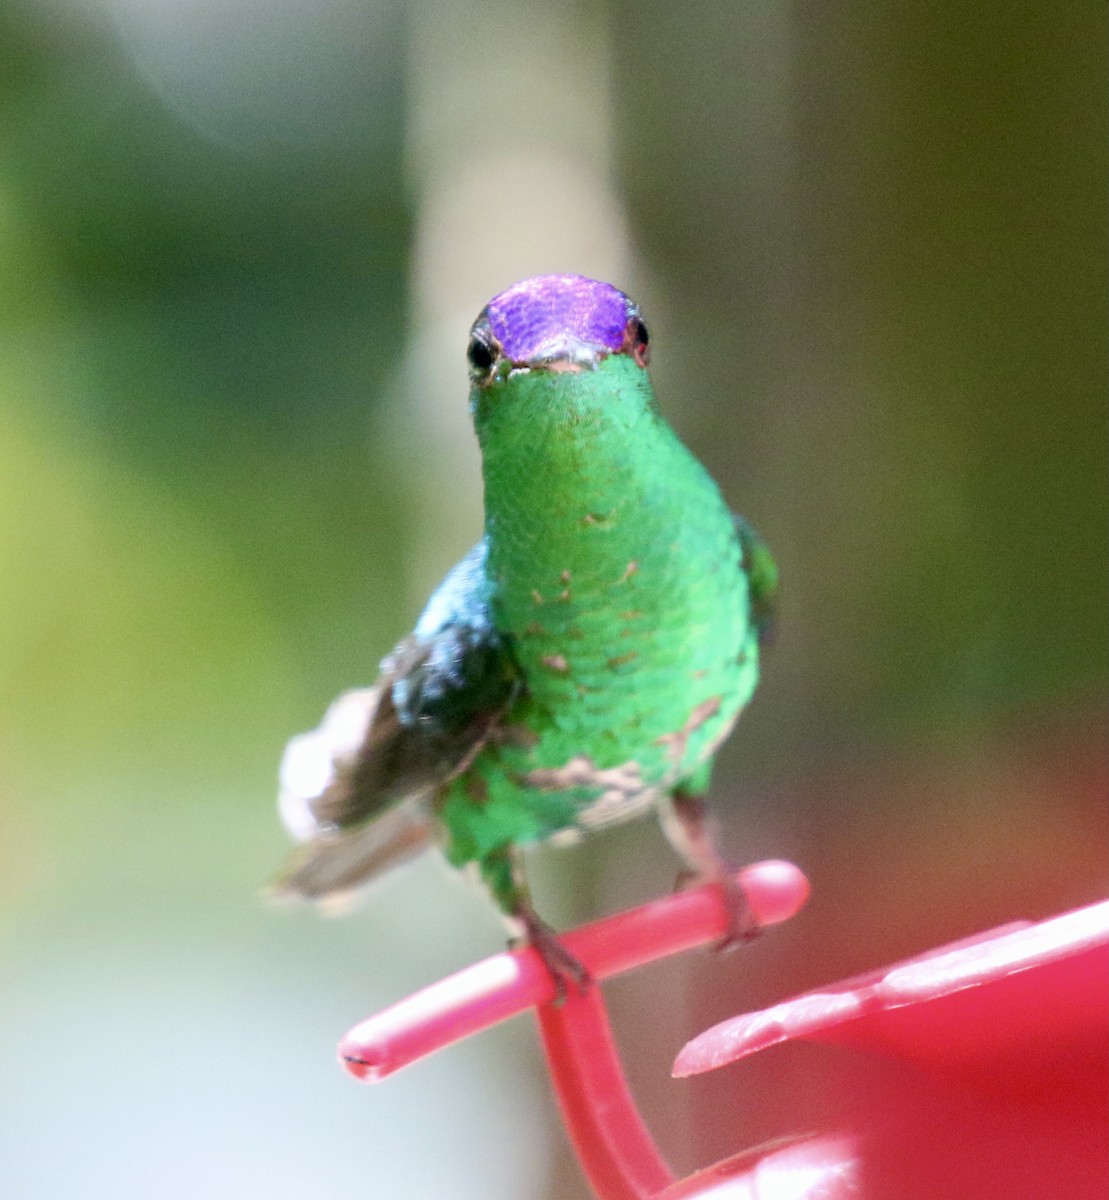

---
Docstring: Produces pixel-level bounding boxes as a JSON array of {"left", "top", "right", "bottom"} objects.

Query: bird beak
[{"left": 520, "top": 333, "right": 605, "bottom": 373}]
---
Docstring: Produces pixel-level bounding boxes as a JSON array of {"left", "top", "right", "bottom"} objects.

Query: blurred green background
[{"left": 0, "top": 1, "right": 1104, "bottom": 1196}]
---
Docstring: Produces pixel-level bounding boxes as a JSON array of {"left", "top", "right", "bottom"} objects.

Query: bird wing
[
  {"left": 273, "top": 540, "right": 519, "bottom": 902},
  {"left": 733, "top": 514, "right": 778, "bottom": 646}
]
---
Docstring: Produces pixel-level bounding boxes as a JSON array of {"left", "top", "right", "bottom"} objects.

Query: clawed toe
[
  {"left": 674, "top": 866, "right": 762, "bottom": 950},
  {"left": 516, "top": 907, "right": 592, "bottom": 1002}
]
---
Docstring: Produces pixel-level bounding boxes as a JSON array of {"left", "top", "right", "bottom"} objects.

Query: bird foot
[
  {"left": 515, "top": 908, "right": 592, "bottom": 1002},
  {"left": 674, "top": 866, "right": 762, "bottom": 951}
]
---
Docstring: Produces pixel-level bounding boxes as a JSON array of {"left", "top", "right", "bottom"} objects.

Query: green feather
[{"left": 275, "top": 280, "right": 776, "bottom": 934}]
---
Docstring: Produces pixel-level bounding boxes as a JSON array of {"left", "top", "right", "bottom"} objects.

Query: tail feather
[{"left": 271, "top": 802, "right": 436, "bottom": 908}]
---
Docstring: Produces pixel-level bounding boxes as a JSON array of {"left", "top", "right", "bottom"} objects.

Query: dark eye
[
  {"left": 629, "top": 316, "right": 650, "bottom": 366},
  {"left": 467, "top": 333, "right": 497, "bottom": 377}
]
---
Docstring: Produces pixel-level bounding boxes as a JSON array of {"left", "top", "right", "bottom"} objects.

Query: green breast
[{"left": 439, "top": 355, "right": 757, "bottom": 863}]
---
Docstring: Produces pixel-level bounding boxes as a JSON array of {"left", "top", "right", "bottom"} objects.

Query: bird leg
[
  {"left": 481, "top": 846, "right": 592, "bottom": 1000},
  {"left": 662, "top": 787, "right": 760, "bottom": 949},
  {"left": 515, "top": 903, "right": 593, "bottom": 1000}
]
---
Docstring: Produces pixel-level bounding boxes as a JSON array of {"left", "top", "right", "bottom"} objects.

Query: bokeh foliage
[{"left": 0, "top": 1, "right": 1104, "bottom": 1197}]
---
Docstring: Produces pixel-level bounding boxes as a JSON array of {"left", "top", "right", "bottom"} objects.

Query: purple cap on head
[{"left": 482, "top": 275, "right": 634, "bottom": 363}]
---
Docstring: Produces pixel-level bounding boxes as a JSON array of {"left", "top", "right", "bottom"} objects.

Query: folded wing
[{"left": 274, "top": 541, "right": 519, "bottom": 902}]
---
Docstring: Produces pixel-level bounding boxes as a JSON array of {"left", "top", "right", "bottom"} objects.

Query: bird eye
[
  {"left": 467, "top": 333, "right": 497, "bottom": 379},
  {"left": 628, "top": 316, "right": 650, "bottom": 367}
]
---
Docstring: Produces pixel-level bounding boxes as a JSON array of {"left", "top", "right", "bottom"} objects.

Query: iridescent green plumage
[{"left": 276, "top": 275, "right": 775, "bottom": 948}]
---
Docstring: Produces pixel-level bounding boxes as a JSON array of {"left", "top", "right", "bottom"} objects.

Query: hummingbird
[{"left": 275, "top": 274, "right": 777, "bottom": 981}]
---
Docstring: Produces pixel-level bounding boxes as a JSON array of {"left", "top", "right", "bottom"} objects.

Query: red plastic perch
[
  {"left": 339, "top": 860, "right": 809, "bottom": 1200},
  {"left": 339, "top": 859, "right": 809, "bottom": 1082}
]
